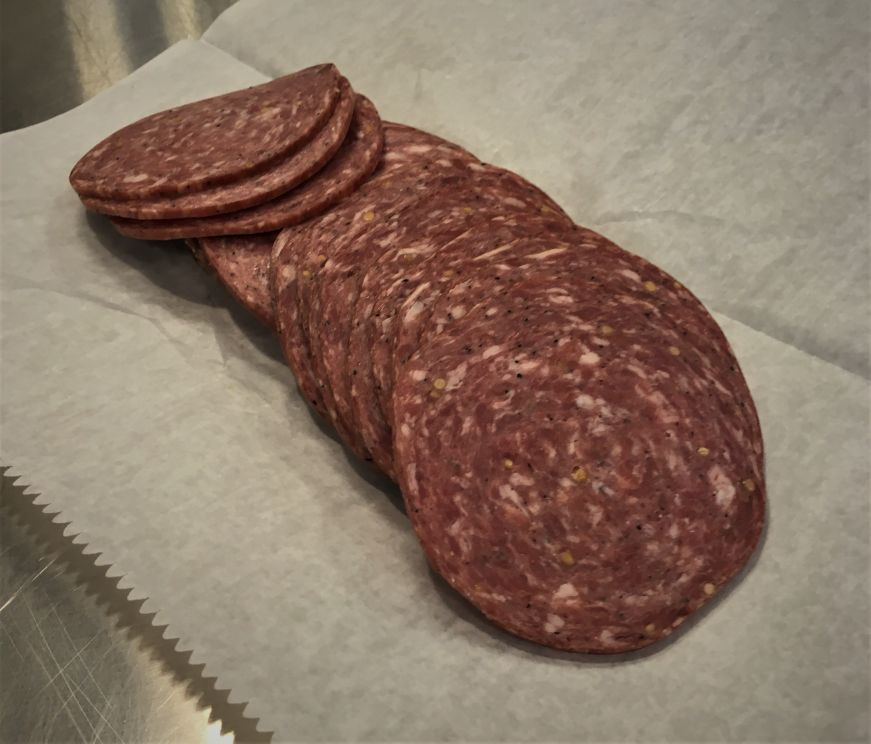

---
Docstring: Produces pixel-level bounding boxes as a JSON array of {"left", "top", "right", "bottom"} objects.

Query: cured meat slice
[
  {"left": 392, "top": 237, "right": 765, "bottom": 653},
  {"left": 70, "top": 64, "right": 343, "bottom": 200},
  {"left": 351, "top": 222, "right": 579, "bottom": 477},
  {"left": 194, "top": 234, "right": 277, "bottom": 327},
  {"left": 300, "top": 159, "right": 481, "bottom": 457},
  {"left": 345, "top": 172, "right": 573, "bottom": 477},
  {"left": 107, "top": 96, "right": 383, "bottom": 239},
  {"left": 271, "top": 123, "right": 476, "bottom": 434},
  {"left": 82, "top": 80, "right": 356, "bottom": 220},
  {"left": 388, "top": 216, "right": 579, "bottom": 414}
]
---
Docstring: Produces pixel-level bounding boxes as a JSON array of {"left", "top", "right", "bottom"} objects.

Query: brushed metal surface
[
  {"left": 0, "top": 498, "right": 233, "bottom": 743},
  {"left": 1, "top": 0, "right": 237, "bottom": 132},
  {"left": 1, "top": 1, "right": 241, "bottom": 740}
]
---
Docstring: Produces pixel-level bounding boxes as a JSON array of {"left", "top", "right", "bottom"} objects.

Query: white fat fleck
[
  {"left": 554, "top": 583, "right": 578, "bottom": 600},
  {"left": 668, "top": 523, "right": 680, "bottom": 539},
  {"left": 446, "top": 362, "right": 468, "bottom": 388},
  {"left": 485, "top": 307, "right": 499, "bottom": 317},
  {"left": 619, "top": 269, "right": 642, "bottom": 282},
  {"left": 123, "top": 173, "right": 150, "bottom": 183},
  {"left": 544, "top": 614, "right": 565, "bottom": 633},
  {"left": 665, "top": 450, "right": 683, "bottom": 474},
  {"left": 626, "top": 364, "right": 647, "bottom": 378},
  {"left": 638, "top": 387, "right": 679, "bottom": 425},
  {"left": 588, "top": 503, "right": 604, "bottom": 527},
  {"left": 514, "top": 359, "right": 542, "bottom": 373},
  {"left": 579, "top": 351, "right": 600, "bottom": 366},
  {"left": 528, "top": 247, "right": 568, "bottom": 260},
  {"left": 709, "top": 465, "right": 736, "bottom": 509},
  {"left": 575, "top": 393, "right": 595, "bottom": 409},
  {"left": 460, "top": 417, "right": 473, "bottom": 436},
  {"left": 598, "top": 629, "right": 617, "bottom": 645},
  {"left": 280, "top": 265, "right": 293, "bottom": 280},
  {"left": 398, "top": 242, "right": 433, "bottom": 259},
  {"left": 473, "top": 244, "right": 512, "bottom": 261},
  {"left": 406, "top": 301, "right": 424, "bottom": 321},
  {"left": 404, "top": 463, "right": 418, "bottom": 494},
  {"left": 482, "top": 345, "right": 503, "bottom": 359},
  {"left": 411, "top": 369, "right": 427, "bottom": 382},
  {"left": 549, "top": 294, "right": 574, "bottom": 305},
  {"left": 503, "top": 196, "right": 527, "bottom": 209},
  {"left": 450, "top": 305, "right": 466, "bottom": 319},
  {"left": 405, "top": 144, "right": 435, "bottom": 155},
  {"left": 509, "top": 472, "right": 535, "bottom": 487},
  {"left": 498, "top": 483, "right": 523, "bottom": 506}
]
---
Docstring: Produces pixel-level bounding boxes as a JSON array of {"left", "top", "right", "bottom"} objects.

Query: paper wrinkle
[{"left": 1, "top": 12, "right": 869, "bottom": 743}]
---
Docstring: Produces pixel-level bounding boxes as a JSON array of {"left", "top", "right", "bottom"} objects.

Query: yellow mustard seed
[
  {"left": 433, "top": 378, "right": 447, "bottom": 390},
  {"left": 361, "top": 210, "right": 375, "bottom": 222},
  {"left": 503, "top": 458, "right": 514, "bottom": 469},
  {"left": 669, "top": 346, "right": 681, "bottom": 356},
  {"left": 572, "top": 466, "right": 588, "bottom": 482},
  {"left": 559, "top": 550, "right": 575, "bottom": 566},
  {"left": 644, "top": 280, "right": 658, "bottom": 292},
  {"left": 600, "top": 324, "right": 614, "bottom": 336},
  {"left": 645, "top": 623, "right": 656, "bottom": 634},
  {"left": 697, "top": 446, "right": 710, "bottom": 456},
  {"left": 742, "top": 478, "right": 756, "bottom": 492},
  {"left": 703, "top": 582, "right": 716, "bottom": 596}
]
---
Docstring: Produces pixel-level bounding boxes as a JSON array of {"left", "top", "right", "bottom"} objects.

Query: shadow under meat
[{"left": 89, "top": 211, "right": 405, "bottom": 519}]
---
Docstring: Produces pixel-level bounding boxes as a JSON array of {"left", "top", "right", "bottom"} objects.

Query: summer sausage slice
[
  {"left": 83, "top": 80, "right": 356, "bottom": 220},
  {"left": 353, "top": 221, "right": 581, "bottom": 477},
  {"left": 193, "top": 234, "right": 277, "bottom": 327},
  {"left": 392, "top": 235, "right": 765, "bottom": 653},
  {"left": 107, "top": 96, "right": 383, "bottom": 239},
  {"left": 70, "top": 64, "right": 343, "bottom": 200},
  {"left": 271, "top": 123, "right": 476, "bottom": 433},
  {"left": 295, "top": 139, "right": 478, "bottom": 454},
  {"left": 346, "top": 170, "right": 573, "bottom": 477}
]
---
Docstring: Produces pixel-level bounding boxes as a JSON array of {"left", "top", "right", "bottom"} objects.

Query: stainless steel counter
[
  {"left": 1, "top": 3, "right": 246, "bottom": 740},
  {"left": 1, "top": 0, "right": 236, "bottom": 132}
]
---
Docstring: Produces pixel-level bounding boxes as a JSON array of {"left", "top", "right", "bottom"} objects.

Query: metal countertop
[{"left": 1, "top": 3, "right": 247, "bottom": 741}]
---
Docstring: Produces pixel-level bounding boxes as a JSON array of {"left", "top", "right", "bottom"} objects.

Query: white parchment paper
[
  {"left": 1, "top": 8, "right": 869, "bottom": 742},
  {"left": 206, "top": 0, "right": 871, "bottom": 379}
]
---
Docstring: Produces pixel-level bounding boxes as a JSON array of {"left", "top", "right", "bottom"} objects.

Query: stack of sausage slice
[{"left": 70, "top": 64, "right": 765, "bottom": 654}]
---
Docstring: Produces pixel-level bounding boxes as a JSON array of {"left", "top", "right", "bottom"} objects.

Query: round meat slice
[
  {"left": 194, "top": 234, "right": 277, "bottom": 327},
  {"left": 345, "top": 170, "right": 573, "bottom": 477},
  {"left": 301, "top": 162, "right": 481, "bottom": 459},
  {"left": 271, "top": 123, "right": 477, "bottom": 433},
  {"left": 393, "top": 241, "right": 765, "bottom": 653},
  {"left": 107, "top": 96, "right": 383, "bottom": 239},
  {"left": 70, "top": 63, "right": 343, "bottom": 200},
  {"left": 81, "top": 80, "right": 356, "bottom": 220},
  {"left": 351, "top": 222, "right": 580, "bottom": 478},
  {"left": 389, "top": 216, "right": 580, "bottom": 408}
]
